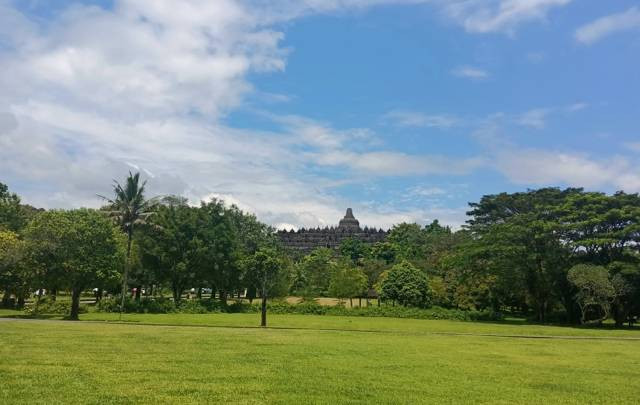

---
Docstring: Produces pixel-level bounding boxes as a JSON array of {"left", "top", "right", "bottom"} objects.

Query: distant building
[{"left": 277, "top": 208, "right": 387, "bottom": 253}]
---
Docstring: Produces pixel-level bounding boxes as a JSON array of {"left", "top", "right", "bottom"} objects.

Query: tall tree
[
  {"left": 0, "top": 230, "right": 26, "bottom": 308},
  {"left": 380, "top": 260, "right": 431, "bottom": 307},
  {"left": 141, "top": 199, "right": 202, "bottom": 303},
  {"left": 329, "top": 264, "right": 367, "bottom": 307},
  {"left": 99, "top": 172, "right": 156, "bottom": 316},
  {"left": 24, "top": 209, "right": 123, "bottom": 319},
  {"left": 243, "top": 248, "right": 283, "bottom": 327},
  {"left": 0, "top": 182, "right": 26, "bottom": 232},
  {"left": 567, "top": 264, "right": 615, "bottom": 325},
  {"left": 297, "top": 248, "right": 336, "bottom": 296},
  {"left": 198, "top": 200, "right": 238, "bottom": 305},
  {"left": 465, "top": 188, "right": 577, "bottom": 322}
]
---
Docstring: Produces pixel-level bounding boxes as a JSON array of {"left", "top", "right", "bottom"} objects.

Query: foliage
[
  {"left": 339, "top": 238, "right": 370, "bottom": 264},
  {"left": 380, "top": 260, "right": 431, "bottom": 307},
  {"left": 0, "top": 183, "right": 27, "bottom": 232},
  {"left": 25, "top": 296, "right": 88, "bottom": 316},
  {"left": 24, "top": 209, "right": 123, "bottom": 319},
  {"left": 328, "top": 265, "right": 367, "bottom": 303},
  {"left": 0, "top": 230, "right": 27, "bottom": 307},
  {"left": 567, "top": 264, "right": 615, "bottom": 324},
  {"left": 295, "top": 248, "right": 337, "bottom": 296}
]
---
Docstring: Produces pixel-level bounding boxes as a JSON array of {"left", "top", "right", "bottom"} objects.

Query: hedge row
[{"left": 94, "top": 298, "right": 503, "bottom": 321}]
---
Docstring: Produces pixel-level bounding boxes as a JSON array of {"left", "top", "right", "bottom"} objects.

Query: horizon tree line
[{"left": 1, "top": 175, "right": 639, "bottom": 326}]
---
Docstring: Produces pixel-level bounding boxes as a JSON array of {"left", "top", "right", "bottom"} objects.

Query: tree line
[{"left": 1, "top": 176, "right": 639, "bottom": 326}]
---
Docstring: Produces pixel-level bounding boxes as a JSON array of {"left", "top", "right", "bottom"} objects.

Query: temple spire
[{"left": 338, "top": 207, "right": 360, "bottom": 230}]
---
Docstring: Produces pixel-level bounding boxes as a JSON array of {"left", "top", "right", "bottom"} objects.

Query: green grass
[{"left": 1, "top": 312, "right": 640, "bottom": 404}]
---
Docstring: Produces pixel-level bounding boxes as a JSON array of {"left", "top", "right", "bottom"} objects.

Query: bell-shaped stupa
[{"left": 338, "top": 208, "right": 361, "bottom": 231}]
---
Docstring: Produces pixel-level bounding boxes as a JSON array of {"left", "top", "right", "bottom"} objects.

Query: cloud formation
[
  {"left": 383, "top": 110, "right": 459, "bottom": 129},
  {"left": 451, "top": 65, "right": 489, "bottom": 80},
  {"left": 0, "top": 0, "right": 632, "bottom": 232},
  {"left": 441, "top": 0, "right": 572, "bottom": 34},
  {"left": 575, "top": 6, "right": 640, "bottom": 44}
]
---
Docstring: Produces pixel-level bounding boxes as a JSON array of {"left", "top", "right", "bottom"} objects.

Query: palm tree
[{"left": 99, "top": 172, "right": 157, "bottom": 319}]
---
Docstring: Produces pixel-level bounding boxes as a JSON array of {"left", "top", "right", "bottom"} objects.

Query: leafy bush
[
  {"left": 26, "top": 297, "right": 88, "bottom": 316},
  {"left": 93, "top": 297, "right": 503, "bottom": 321},
  {"left": 259, "top": 300, "right": 503, "bottom": 321},
  {"left": 97, "top": 297, "right": 177, "bottom": 314}
]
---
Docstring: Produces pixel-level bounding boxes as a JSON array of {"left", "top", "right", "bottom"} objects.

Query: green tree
[
  {"left": 24, "top": 210, "right": 123, "bottom": 319},
  {"left": 0, "top": 183, "right": 27, "bottom": 232},
  {"left": 226, "top": 204, "right": 276, "bottom": 299},
  {"left": 608, "top": 261, "right": 640, "bottom": 327},
  {"left": 360, "top": 258, "right": 387, "bottom": 302},
  {"left": 0, "top": 230, "right": 26, "bottom": 308},
  {"left": 243, "top": 248, "right": 283, "bottom": 327},
  {"left": 380, "top": 260, "right": 431, "bottom": 307},
  {"left": 339, "top": 238, "right": 370, "bottom": 264},
  {"left": 198, "top": 200, "right": 239, "bottom": 305},
  {"left": 141, "top": 199, "right": 202, "bottom": 303},
  {"left": 465, "top": 188, "right": 577, "bottom": 322},
  {"left": 100, "top": 172, "right": 157, "bottom": 316},
  {"left": 297, "top": 248, "right": 337, "bottom": 296},
  {"left": 567, "top": 264, "right": 615, "bottom": 324},
  {"left": 329, "top": 265, "right": 367, "bottom": 307},
  {"left": 386, "top": 223, "right": 425, "bottom": 261},
  {"left": 370, "top": 241, "right": 397, "bottom": 265}
]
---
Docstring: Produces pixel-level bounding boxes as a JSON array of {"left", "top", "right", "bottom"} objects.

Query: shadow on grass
[{"left": 474, "top": 317, "right": 640, "bottom": 332}]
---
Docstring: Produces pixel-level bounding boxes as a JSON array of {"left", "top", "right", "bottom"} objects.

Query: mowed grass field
[{"left": 1, "top": 311, "right": 640, "bottom": 404}]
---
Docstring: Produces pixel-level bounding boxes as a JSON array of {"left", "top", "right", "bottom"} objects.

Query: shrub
[
  {"left": 93, "top": 297, "right": 503, "bottom": 322},
  {"left": 26, "top": 297, "right": 88, "bottom": 316}
]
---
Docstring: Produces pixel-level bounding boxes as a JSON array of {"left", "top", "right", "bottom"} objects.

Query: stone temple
[{"left": 277, "top": 208, "right": 388, "bottom": 253}]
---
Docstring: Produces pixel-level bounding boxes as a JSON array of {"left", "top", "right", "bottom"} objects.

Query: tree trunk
[
  {"left": 197, "top": 287, "right": 202, "bottom": 299},
  {"left": 349, "top": 297, "right": 353, "bottom": 308},
  {"left": 120, "top": 227, "right": 133, "bottom": 319},
  {"left": 17, "top": 292, "right": 25, "bottom": 309},
  {"left": 359, "top": 297, "right": 362, "bottom": 307},
  {"left": 261, "top": 292, "right": 267, "bottom": 327},
  {"left": 219, "top": 290, "right": 228, "bottom": 306},
  {"left": 612, "top": 302, "right": 625, "bottom": 327},
  {"left": 1, "top": 287, "right": 10, "bottom": 308},
  {"left": 70, "top": 288, "right": 82, "bottom": 320},
  {"left": 172, "top": 284, "right": 181, "bottom": 304},
  {"left": 50, "top": 288, "right": 57, "bottom": 302},
  {"left": 135, "top": 285, "right": 141, "bottom": 302}
]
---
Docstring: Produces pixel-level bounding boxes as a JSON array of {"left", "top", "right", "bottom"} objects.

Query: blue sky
[{"left": 1, "top": 1, "right": 639, "bottom": 229}]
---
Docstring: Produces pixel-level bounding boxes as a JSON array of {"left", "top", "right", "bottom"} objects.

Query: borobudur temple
[{"left": 277, "top": 208, "right": 388, "bottom": 253}]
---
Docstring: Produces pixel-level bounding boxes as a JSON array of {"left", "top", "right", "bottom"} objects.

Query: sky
[{"left": 1, "top": 0, "right": 639, "bottom": 230}]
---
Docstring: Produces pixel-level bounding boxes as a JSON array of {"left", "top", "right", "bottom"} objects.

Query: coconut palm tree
[{"left": 99, "top": 172, "right": 157, "bottom": 318}]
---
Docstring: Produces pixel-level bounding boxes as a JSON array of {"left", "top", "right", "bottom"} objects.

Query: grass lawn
[{"left": 1, "top": 312, "right": 640, "bottom": 404}]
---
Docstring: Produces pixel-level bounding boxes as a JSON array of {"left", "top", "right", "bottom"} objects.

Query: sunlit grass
[{"left": 1, "top": 313, "right": 639, "bottom": 404}]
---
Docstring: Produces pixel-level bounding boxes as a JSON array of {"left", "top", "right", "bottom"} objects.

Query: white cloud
[
  {"left": 575, "top": 6, "right": 640, "bottom": 45},
  {"left": 516, "top": 108, "right": 551, "bottom": 129},
  {"left": 312, "top": 150, "right": 486, "bottom": 176},
  {"left": 566, "top": 102, "right": 588, "bottom": 112},
  {"left": 383, "top": 110, "right": 459, "bottom": 128},
  {"left": 0, "top": 0, "right": 621, "bottom": 232},
  {"left": 493, "top": 148, "right": 640, "bottom": 191},
  {"left": 441, "top": 0, "right": 572, "bottom": 34},
  {"left": 3, "top": 0, "right": 489, "bottom": 230},
  {"left": 516, "top": 103, "right": 587, "bottom": 129},
  {"left": 623, "top": 142, "right": 640, "bottom": 153},
  {"left": 405, "top": 186, "right": 447, "bottom": 197},
  {"left": 451, "top": 65, "right": 489, "bottom": 80}
]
